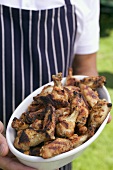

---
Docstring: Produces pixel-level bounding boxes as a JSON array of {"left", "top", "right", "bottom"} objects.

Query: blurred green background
[{"left": 72, "top": 4, "right": 113, "bottom": 170}]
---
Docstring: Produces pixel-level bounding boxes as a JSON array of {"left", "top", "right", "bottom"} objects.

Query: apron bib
[
  {"left": 0, "top": 1, "right": 77, "bottom": 168},
  {"left": 0, "top": 0, "right": 77, "bottom": 170}
]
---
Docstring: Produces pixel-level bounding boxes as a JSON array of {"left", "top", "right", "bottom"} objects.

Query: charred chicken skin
[
  {"left": 80, "top": 76, "right": 106, "bottom": 89},
  {"left": 42, "top": 105, "right": 56, "bottom": 139},
  {"left": 65, "top": 67, "right": 80, "bottom": 86},
  {"left": 33, "top": 73, "right": 69, "bottom": 108},
  {"left": 80, "top": 83, "right": 99, "bottom": 107},
  {"left": 14, "top": 128, "right": 47, "bottom": 151},
  {"left": 40, "top": 138, "right": 72, "bottom": 159}
]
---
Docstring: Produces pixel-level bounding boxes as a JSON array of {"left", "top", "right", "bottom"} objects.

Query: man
[{"left": 1, "top": 0, "right": 110, "bottom": 170}]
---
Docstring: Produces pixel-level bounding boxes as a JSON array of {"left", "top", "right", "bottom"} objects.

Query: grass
[{"left": 72, "top": 12, "right": 113, "bottom": 170}]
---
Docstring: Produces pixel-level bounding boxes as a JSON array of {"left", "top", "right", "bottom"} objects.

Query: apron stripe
[
  {"left": 44, "top": 9, "right": 51, "bottom": 83},
  {"left": 51, "top": 8, "right": 58, "bottom": 75},
  {"left": 9, "top": 7, "right": 15, "bottom": 112},
  {"left": 0, "top": 5, "right": 6, "bottom": 127},
  {"left": 37, "top": 10, "right": 42, "bottom": 87},
  {"left": 67, "top": 4, "right": 77, "bottom": 68},
  {"left": 47, "top": 8, "right": 57, "bottom": 76},
  {"left": 4, "top": 6, "right": 13, "bottom": 125},
  {"left": 13, "top": 8, "right": 22, "bottom": 109},
  {"left": 64, "top": 0, "right": 71, "bottom": 5},
  {"left": 31, "top": 10, "right": 40, "bottom": 89},
  {"left": 22, "top": 10, "right": 31, "bottom": 98},
  {"left": 72, "top": 5, "right": 77, "bottom": 52},
  {"left": 40, "top": 10, "right": 48, "bottom": 85},
  {"left": 58, "top": 7, "right": 65, "bottom": 77},
  {"left": 0, "top": 7, "right": 3, "bottom": 124},
  {"left": 54, "top": 8, "right": 62, "bottom": 74},
  {"left": 29, "top": 10, "right": 33, "bottom": 93},
  {"left": 19, "top": 9, "right": 25, "bottom": 101},
  {"left": 72, "top": 5, "right": 75, "bottom": 50},
  {"left": 65, "top": 5, "right": 71, "bottom": 75},
  {"left": 59, "top": 162, "right": 72, "bottom": 170}
]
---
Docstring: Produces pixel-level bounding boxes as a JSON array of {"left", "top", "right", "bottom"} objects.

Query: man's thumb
[{"left": 0, "top": 134, "right": 9, "bottom": 156}]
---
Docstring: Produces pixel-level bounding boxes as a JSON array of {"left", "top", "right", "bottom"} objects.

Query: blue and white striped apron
[{"left": 0, "top": 0, "right": 77, "bottom": 169}]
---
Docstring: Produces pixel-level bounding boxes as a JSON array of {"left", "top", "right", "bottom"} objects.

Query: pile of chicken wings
[{"left": 12, "top": 68, "right": 112, "bottom": 159}]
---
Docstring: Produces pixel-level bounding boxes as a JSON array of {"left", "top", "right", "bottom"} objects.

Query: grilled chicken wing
[
  {"left": 70, "top": 91, "right": 89, "bottom": 134},
  {"left": 56, "top": 92, "right": 85, "bottom": 138},
  {"left": 25, "top": 108, "right": 46, "bottom": 124},
  {"left": 88, "top": 99, "right": 112, "bottom": 136},
  {"left": 56, "top": 108, "right": 79, "bottom": 138},
  {"left": 33, "top": 73, "right": 69, "bottom": 108},
  {"left": 80, "top": 76, "right": 106, "bottom": 89},
  {"left": 33, "top": 85, "right": 53, "bottom": 105},
  {"left": 40, "top": 138, "right": 72, "bottom": 159},
  {"left": 80, "top": 83, "right": 99, "bottom": 107},
  {"left": 50, "top": 73, "right": 69, "bottom": 108},
  {"left": 14, "top": 128, "right": 47, "bottom": 151},
  {"left": 69, "top": 134, "right": 88, "bottom": 148},
  {"left": 65, "top": 67, "right": 80, "bottom": 86},
  {"left": 42, "top": 105, "right": 56, "bottom": 139},
  {"left": 76, "top": 105, "right": 89, "bottom": 128},
  {"left": 70, "top": 91, "right": 87, "bottom": 108},
  {"left": 40, "top": 134, "right": 88, "bottom": 159},
  {"left": 12, "top": 117, "right": 29, "bottom": 131},
  {"left": 64, "top": 86, "right": 80, "bottom": 101}
]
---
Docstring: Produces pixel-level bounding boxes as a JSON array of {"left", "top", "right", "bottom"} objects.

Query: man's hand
[
  {"left": 0, "top": 121, "right": 36, "bottom": 170},
  {"left": 107, "top": 115, "right": 112, "bottom": 123},
  {"left": 0, "top": 121, "right": 9, "bottom": 156}
]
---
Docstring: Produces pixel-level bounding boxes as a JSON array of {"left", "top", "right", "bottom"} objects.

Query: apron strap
[{"left": 64, "top": 0, "right": 71, "bottom": 5}]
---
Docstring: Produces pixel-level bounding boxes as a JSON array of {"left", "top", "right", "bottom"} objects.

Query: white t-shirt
[{"left": 0, "top": 0, "right": 100, "bottom": 55}]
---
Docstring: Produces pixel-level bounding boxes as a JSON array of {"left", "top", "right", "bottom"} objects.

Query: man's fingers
[
  {"left": 107, "top": 115, "right": 112, "bottom": 123},
  {"left": 0, "top": 133, "right": 9, "bottom": 156},
  {"left": 0, "top": 121, "right": 9, "bottom": 156},
  {"left": 0, "top": 121, "right": 4, "bottom": 133},
  {"left": 0, "top": 156, "right": 37, "bottom": 170}
]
